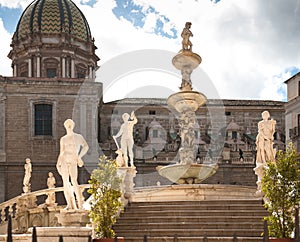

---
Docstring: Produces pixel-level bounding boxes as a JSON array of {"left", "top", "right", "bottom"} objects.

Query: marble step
[
  {"left": 114, "top": 221, "right": 264, "bottom": 230},
  {"left": 117, "top": 236, "right": 264, "bottom": 242},
  {"left": 116, "top": 215, "right": 266, "bottom": 223},
  {"left": 114, "top": 228, "right": 263, "bottom": 237}
]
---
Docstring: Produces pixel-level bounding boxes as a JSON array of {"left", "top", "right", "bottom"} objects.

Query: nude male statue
[
  {"left": 56, "top": 119, "right": 89, "bottom": 209},
  {"left": 181, "top": 22, "right": 193, "bottom": 51},
  {"left": 113, "top": 111, "right": 137, "bottom": 167}
]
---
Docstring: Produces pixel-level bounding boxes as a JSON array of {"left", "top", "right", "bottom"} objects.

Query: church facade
[{"left": 0, "top": 0, "right": 288, "bottom": 202}]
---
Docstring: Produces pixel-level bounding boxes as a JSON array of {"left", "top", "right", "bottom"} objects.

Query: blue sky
[
  {"left": 0, "top": 6, "right": 22, "bottom": 33},
  {"left": 0, "top": 0, "right": 299, "bottom": 102}
]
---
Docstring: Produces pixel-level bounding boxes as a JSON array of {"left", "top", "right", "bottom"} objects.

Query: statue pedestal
[
  {"left": 118, "top": 167, "right": 137, "bottom": 199},
  {"left": 253, "top": 163, "right": 265, "bottom": 197},
  {"left": 56, "top": 209, "right": 89, "bottom": 227}
]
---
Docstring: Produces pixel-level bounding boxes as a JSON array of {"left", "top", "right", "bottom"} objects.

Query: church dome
[{"left": 15, "top": 0, "right": 92, "bottom": 42}]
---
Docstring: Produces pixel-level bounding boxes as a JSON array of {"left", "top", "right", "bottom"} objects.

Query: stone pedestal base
[
  {"left": 118, "top": 167, "right": 137, "bottom": 199},
  {"left": 56, "top": 209, "right": 89, "bottom": 227},
  {"left": 28, "top": 226, "right": 92, "bottom": 242},
  {"left": 253, "top": 163, "right": 265, "bottom": 197}
]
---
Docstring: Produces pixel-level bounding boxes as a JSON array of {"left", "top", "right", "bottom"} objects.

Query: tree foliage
[
  {"left": 88, "top": 156, "right": 123, "bottom": 238},
  {"left": 262, "top": 142, "right": 300, "bottom": 238}
]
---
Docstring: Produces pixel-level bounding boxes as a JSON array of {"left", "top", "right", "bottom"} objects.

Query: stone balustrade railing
[
  {"left": 0, "top": 167, "right": 136, "bottom": 234},
  {"left": 0, "top": 184, "right": 91, "bottom": 233},
  {"left": 144, "top": 156, "right": 254, "bottom": 165}
]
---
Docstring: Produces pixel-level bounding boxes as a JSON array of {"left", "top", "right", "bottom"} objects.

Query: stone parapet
[{"left": 130, "top": 184, "right": 259, "bottom": 202}]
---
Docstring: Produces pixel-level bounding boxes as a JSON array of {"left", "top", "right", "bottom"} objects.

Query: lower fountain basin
[{"left": 156, "top": 163, "right": 218, "bottom": 184}]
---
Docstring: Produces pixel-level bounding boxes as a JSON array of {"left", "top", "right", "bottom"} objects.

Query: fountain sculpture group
[
  {"left": 157, "top": 22, "right": 218, "bottom": 184},
  {"left": 0, "top": 23, "right": 279, "bottom": 239}
]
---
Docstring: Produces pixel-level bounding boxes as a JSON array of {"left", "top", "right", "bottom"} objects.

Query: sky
[{"left": 0, "top": 0, "right": 299, "bottom": 102}]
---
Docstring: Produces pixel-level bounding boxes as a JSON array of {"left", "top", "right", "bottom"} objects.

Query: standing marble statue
[
  {"left": 56, "top": 119, "right": 89, "bottom": 209},
  {"left": 23, "top": 158, "right": 32, "bottom": 193},
  {"left": 256, "top": 111, "right": 276, "bottom": 164},
  {"left": 181, "top": 22, "right": 193, "bottom": 51},
  {"left": 254, "top": 111, "right": 276, "bottom": 196},
  {"left": 45, "top": 172, "right": 56, "bottom": 206},
  {"left": 113, "top": 111, "right": 138, "bottom": 167}
]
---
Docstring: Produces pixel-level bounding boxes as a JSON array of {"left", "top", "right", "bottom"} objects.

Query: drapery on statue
[
  {"left": 181, "top": 22, "right": 193, "bottom": 51},
  {"left": 56, "top": 119, "right": 89, "bottom": 210},
  {"left": 113, "top": 111, "right": 138, "bottom": 167},
  {"left": 23, "top": 158, "right": 32, "bottom": 193},
  {"left": 256, "top": 111, "right": 276, "bottom": 164}
]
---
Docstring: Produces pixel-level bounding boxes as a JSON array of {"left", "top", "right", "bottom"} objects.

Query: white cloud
[
  {"left": 0, "top": 18, "right": 12, "bottom": 76},
  {"left": 0, "top": 0, "right": 300, "bottom": 102},
  {"left": 0, "top": 0, "right": 32, "bottom": 8}
]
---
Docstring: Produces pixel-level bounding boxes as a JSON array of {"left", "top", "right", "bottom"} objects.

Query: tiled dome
[{"left": 15, "top": 0, "right": 92, "bottom": 41}]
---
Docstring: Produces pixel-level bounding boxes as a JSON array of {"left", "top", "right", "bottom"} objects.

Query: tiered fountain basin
[
  {"left": 157, "top": 163, "right": 218, "bottom": 184},
  {"left": 167, "top": 90, "right": 207, "bottom": 112}
]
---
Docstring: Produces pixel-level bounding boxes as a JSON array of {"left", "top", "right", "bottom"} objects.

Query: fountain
[{"left": 157, "top": 22, "right": 218, "bottom": 184}]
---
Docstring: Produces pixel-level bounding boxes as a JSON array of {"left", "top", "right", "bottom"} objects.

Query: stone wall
[{"left": 0, "top": 77, "right": 102, "bottom": 201}]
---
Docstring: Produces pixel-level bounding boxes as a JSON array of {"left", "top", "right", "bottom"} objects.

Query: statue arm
[
  {"left": 130, "top": 111, "right": 138, "bottom": 124},
  {"left": 77, "top": 135, "right": 89, "bottom": 167},
  {"left": 113, "top": 125, "right": 124, "bottom": 139},
  {"left": 56, "top": 138, "right": 64, "bottom": 175},
  {"left": 78, "top": 135, "right": 89, "bottom": 159}
]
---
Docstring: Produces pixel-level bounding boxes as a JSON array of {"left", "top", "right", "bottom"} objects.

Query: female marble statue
[
  {"left": 256, "top": 111, "right": 276, "bottom": 164},
  {"left": 23, "top": 158, "right": 32, "bottom": 193}
]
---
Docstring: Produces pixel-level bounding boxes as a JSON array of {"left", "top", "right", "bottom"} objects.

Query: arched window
[
  {"left": 34, "top": 104, "right": 52, "bottom": 136},
  {"left": 76, "top": 64, "right": 87, "bottom": 78},
  {"left": 43, "top": 58, "right": 59, "bottom": 78}
]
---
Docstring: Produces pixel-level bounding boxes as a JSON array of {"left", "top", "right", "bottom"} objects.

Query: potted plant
[
  {"left": 88, "top": 156, "right": 124, "bottom": 242},
  {"left": 262, "top": 142, "right": 300, "bottom": 241}
]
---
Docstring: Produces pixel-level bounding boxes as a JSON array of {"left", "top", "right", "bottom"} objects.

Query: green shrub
[
  {"left": 88, "top": 156, "right": 123, "bottom": 238},
  {"left": 262, "top": 142, "right": 300, "bottom": 238}
]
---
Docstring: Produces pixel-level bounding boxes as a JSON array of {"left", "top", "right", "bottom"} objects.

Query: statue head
[
  {"left": 262, "top": 111, "right": 270, "bottom": 120},
  {"left": 64, "top": 119, "right": 75, "bottom": 131},
  {"left": 185, "top": 22, "right": 192, "bottom": 28},
  {"left": 25, "top": 158, "right": 31, "bottom": 163},
  {"left": 122, "top": 113, "right": 130, "bottom": 122}
]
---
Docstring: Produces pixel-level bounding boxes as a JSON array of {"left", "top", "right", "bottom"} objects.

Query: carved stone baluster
[
  {"left": 9, "top": 204, "right": 14, "bottom": 218},
  {"left": 0, "top": 208, "right": 4, "bottom": 223}
]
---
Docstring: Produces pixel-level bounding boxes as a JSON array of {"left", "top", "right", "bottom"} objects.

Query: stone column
[
  {"left": 91, "top": 99, "right": 98, "bottom": 151},
  {"left": 0, "top": 167, "right": 4, "bottom": 202},
  {"left": 89, "top": 66, "right": 93, "bottom": 79},
  {"left": 13, "top": 63, "right": 17, "bottom": 77},
  {"left": 62, "top": 56, "right": 66, "bottom": 78},
  {"left": 0, "top": 89, "right": 6, "bottom": 163},
  {"left": 0, "top": 90, "right": 5, "bottom": 203},
  {"left": 28, "top": 58, "right": 32, "bottom": 77},
  {"left": 71, "top": 58, "right": 75, "bottom": 78},
  {"left": 36, "top": 55, "right": 41, "bottom": 77}
]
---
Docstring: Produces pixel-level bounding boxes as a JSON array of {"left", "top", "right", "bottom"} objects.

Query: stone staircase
[{"left": 114, "top": 199, "right": 268, "bottom": 242}]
